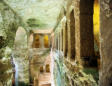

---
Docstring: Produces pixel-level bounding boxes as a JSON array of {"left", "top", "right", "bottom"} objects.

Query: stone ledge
[{"left": 64, "top": 58, "right": 82, "bottom": 72}]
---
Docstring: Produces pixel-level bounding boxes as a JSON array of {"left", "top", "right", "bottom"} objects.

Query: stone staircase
[
  {"left": 38, "top": 55, "right": 51, "bottom": 86},
  {"left": 38, "top": 73, "right": 51, "bottom": 86},
  {"left": 31, "top": 49, "right": 51, "bottom": 86}
]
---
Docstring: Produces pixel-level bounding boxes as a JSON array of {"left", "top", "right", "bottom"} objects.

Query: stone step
[{"left": 39, "top": 73, "right": 51, "bottom": 86}]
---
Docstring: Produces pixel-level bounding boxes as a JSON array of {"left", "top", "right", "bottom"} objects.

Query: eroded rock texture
[
  {"left": 99, "top": 0, "right": 112, "bottom": 86},
  {"left": 53, "top": 51, "right": 97, "bottom": 86},
  {"left": 12, "top": 27, "right": 29, "bottom": 85},
  {"left": 52, "top": 0, "right": 98, "bottom": 86},
  {"left": 0, "top": 1, "right": 23, "bottom": 85}
]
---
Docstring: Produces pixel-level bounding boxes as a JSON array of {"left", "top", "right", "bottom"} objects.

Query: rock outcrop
[{"left": 0, "top": 1, "right": 24, "bottom": 85}]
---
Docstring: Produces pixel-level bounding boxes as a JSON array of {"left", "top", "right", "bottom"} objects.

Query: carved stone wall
[{"left": 99, "top": 0, "right": 112, "bottom": 86}]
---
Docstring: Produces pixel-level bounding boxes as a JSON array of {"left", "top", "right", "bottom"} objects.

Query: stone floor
[
  {"left": 38, "top": 53, "right": 51, "bottom": 86},
  {"left": 29, "top": 48, "right": 51, "bottom": 86},
  {"left": 38, "top": 73, "right": 51, "bottom": 86}
]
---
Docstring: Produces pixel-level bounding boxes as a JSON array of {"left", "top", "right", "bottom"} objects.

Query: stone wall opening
[
  {"left": 80, "top": 0, "right": 95, "bottom": 66},
  {"left": 44, "top": 35, "right": 49, "bottom": 48},
  {"left": 29, "top": 34, "right": 34, "bottom": 48},
  {"left": 13, "top": 26, "right": 29, "bottom": 85},
  {"left": 14, "top": 27, "right": 27, "bottom": 49},
  {"left": 69, "top": 10, "right": 76, "bottom": 60},
  {"left": 79, "top": 0, "right": 100, "bottom": 82},
  {"left": 32, "top": 34, "right": 40, "bottom": 48},
  {"left": 58, "top": 34, "right": 60, "bottom": 50},
  {"left": 63, "top": 22, "right": 68, "bottom": 57},
  {"left": 93, "top": 0, "right": 100, "bottom": 69}
]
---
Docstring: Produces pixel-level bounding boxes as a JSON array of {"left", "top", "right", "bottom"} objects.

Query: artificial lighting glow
[
  {"left": 93, "top": 0, "right": 100, "bottom": 46},
  {"left": 44, "top": 35, "right": 49, "bottom": 48}
]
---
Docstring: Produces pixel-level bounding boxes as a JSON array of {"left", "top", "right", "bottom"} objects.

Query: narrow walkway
[
  {"left": 39, "top": 55, "right": 51, "bottom": 86},
  {"left": 31, "top": 51, "right": 51, "bottom": 86},
  {"left": 38, "top": 73, "right": 51, "bottom": 86},
  {"left": 38, "top": 54, "right": 51, "bottom": 86}
]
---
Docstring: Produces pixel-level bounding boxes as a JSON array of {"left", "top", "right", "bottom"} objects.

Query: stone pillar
[
  {"left": 48, "top": 35, "right": 50, "bottom": 48},
  {"left": 74, "top": 0, "right": 81, "bottom": 62},
  {"left": 55, "top": 36, "right": 57, "bottom": 49},
  {"left": 80, "top": 0, "right": 94, "bottom": 58},
  {"left": 99, "top": 0, "right": 112, "bottom": 86},
  {"left": 54, "top": 36, "right": 56, "bottom": 49},
  {"left": 70, "top": 10, "right": 76, "bottom": 60},
  {"left": 63, "top": 22, "right": 68, "bottom": 57},
  {"left": 67, "top": 9, "right": 76, "bottom": 60},
  {"left": 58, "top": 35, "right": 60, "bottom": 50},
  {"left": 51, "top": 33, "right": 54, "bottom": 49},
  {"left": 34, "top": 77, "right": 38, "bottom": 86},
  {"left": 40, "top": 35, "right": 44, "bottom": 48},
  {"left": 60, "top": 32, "right": 62, "bottom": 51},
  {"left": 59, "top": 33, "right": 61, "bottom": 51},
  {"left": 28, "top": 33, "right": 33, "bottom": 48},
  {"left": 53, "top": 34, "right": 55, "bottom": 49},
  {"left": 56, "top": 37, "right": 58, "bottom": 50},
  {"left": 67, "top": 11, "right": 71, "bottom": 59},
  {"left": 61, "top": 29, "right": 63, "bottom": 51}
]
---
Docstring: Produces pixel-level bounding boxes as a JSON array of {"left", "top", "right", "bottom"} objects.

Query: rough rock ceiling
[{"left": 5, "top": 0, "right": 64, "bottom": 29}]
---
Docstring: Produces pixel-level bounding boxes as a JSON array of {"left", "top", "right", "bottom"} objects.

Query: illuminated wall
[
  {"left": 44, "top": 35, "right": 49, "bottom": 48},
  {"left": 93, "top": 0, "right": 100, "bottom": 47}
]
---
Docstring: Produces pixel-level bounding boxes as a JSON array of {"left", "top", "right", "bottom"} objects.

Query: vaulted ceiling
[{"left": 5, "top": 0, "right": 64, "bottom": 29}]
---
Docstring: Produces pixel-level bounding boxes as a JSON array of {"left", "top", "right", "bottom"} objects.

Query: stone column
[
  {"left": 56, "top": 37, "right": 58, "bottom": 50},
  {"left": 40, "top": 35, "right": 44, "bottom": 48},
  {"left": 51, "top": 33, "right": 54, "bottom": 49},
  {"left": 28, "top": 33, "right": 33, "bottom": 48},
  {"left": 67, "top": 11, "right": 71, "bottom": 59},
  {"left": 99, "top": 0, "right": 112, "bottom": 86},
  {"left": 74, "top": 0, "right": 81, "bottom": 62},
  {"left": 59, "top": 32, "right": 62, "bottom": 51},
  {"left": 67, "top": 9, "right": 76, "bottom": 60},
  {"left": 48, "top": 35, "right": 50, "bottom": 48},
  {"left": 80, "top": 0, "right": 94, "bottom": 58},
  {"left": 58, "top": 35, "right": 60, "bottom": 50},
  {"left": 54, "top": 35, "right": 57, "bottom": 49},
  {"left": 54, "top": 36, "right": 56, "bottom": 49},
  {"left": 53, "top": 34, "right": 55, "bottom": 49},
  {"left": 63, "top": 22, "right": 68, "bottom": 57},
  {"left": 61, "top": 29, "right": 63, "bottom": 51}
]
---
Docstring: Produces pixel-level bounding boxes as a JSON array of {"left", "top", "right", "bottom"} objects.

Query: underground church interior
[{"left": 0, "top": 0, "right": 112, "bottom": 86}]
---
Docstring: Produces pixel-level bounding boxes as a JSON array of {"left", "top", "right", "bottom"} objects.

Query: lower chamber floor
[{"left": 10, "top": 49, "right": 98, "bottom": 86}]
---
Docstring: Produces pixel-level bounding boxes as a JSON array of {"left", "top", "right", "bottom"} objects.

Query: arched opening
[
  {"left": 93, "top": 0, "right": 100, "bottom": 69},
  {"left": 63, "top": 22, "right": 68, "bottom": 57},
  {"left": 80, "top": 0, "right": 100, "bottom": 83},
  {"left": 56, "top": 36, "right": 58, "bottom": 50},
  {"left": 69, "top": 10, "right": 76, "bottom": 60},
  {"left": 58, "top": 34, "right": 60, "bottom": 50},
  {"left": 14, "top": 27, "right": 27, "bottom": 49},
  {"left": 80, "top": 0, "right": 95, "bottom": 65},
  {"left": 44, "top": 35, "right": 49, "bottom": 48},
  {"left": 80, "top": 0, "right": 100, "bottom": 67},
  {"left": 13, "top": 26, "right": 29, "bottom": 85},
  {"left": 32, "top": 34, "right": 40, "bottom": 48}
]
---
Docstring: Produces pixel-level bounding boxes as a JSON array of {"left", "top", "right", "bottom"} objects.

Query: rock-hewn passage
[{"left": 0, "top": 0, "right": 112, "bottom": 86}]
